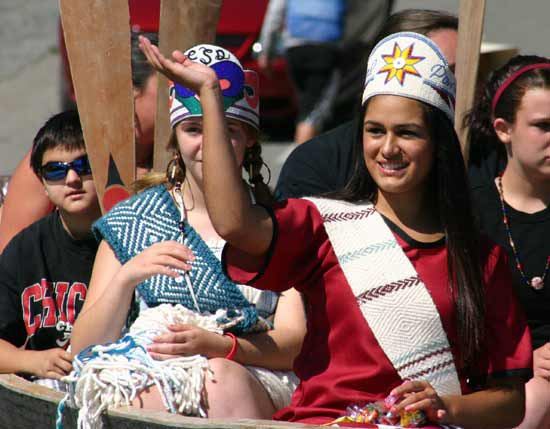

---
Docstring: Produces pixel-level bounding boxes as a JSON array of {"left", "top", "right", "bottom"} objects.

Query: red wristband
[{"left": 223, "top": 332, "right": 238, "bottom": 360}]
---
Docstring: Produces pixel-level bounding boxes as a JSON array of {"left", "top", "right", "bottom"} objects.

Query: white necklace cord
[{"left": 173, "top": 184, "right": 201, "bottom": 313}]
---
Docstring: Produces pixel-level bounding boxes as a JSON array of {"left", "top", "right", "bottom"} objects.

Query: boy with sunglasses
[{"left": 0, "top": 110, "right": 101, "bottom": 382}]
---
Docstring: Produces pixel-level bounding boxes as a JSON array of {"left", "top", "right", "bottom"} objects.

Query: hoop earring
[{"left": 166, "top": 152, "right": 184, "bottom": 186}]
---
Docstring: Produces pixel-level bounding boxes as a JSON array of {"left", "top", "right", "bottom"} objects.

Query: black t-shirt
[
  {"left": 468, "top": 143, "right": 507, "bottom": 190},
  {"left": 275, "top": 120, "right": 357, "bottom": 199},
  {"left": 472, "top": 182, "right": 550, "bottom": 349},
  {"left": 0, "top": 212, "right": 97, "bottom": 351}
]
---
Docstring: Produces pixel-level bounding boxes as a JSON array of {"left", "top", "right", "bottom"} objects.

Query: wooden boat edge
[{"left": 0, "top": 374, "right": 318, "bottom": 429}]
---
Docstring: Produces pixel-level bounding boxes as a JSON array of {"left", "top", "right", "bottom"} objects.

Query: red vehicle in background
[{"left": 59, "top": 0, "right": 297, "bottom": 132}]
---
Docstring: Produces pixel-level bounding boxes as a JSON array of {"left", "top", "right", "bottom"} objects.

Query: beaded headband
[
  {"left": 169, "top": 44, "right": 260, "bottom": 130},
  {"left": 362, "top": 32, "right": 456, "bottom": 123},
  {"left": 491, "top": 63, "right": 550, "bottom": 115}
]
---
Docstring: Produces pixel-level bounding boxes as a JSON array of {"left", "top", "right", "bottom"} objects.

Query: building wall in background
[{"left": 394, "top": 0, "right": 550, "bottom": 56}]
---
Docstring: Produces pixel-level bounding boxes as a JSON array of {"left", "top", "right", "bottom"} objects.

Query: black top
[
  {"left": 0, "top": 212, "right": 98, "bottom": 350},
  {"left": 472, "top": 182, "right": 550, "bottom": 349},
  {"left": 275, "top": 120, "right": 357, "bottom": 199},
  {"left": 468, "top": 143, "right": 507, "bottom": 190}
]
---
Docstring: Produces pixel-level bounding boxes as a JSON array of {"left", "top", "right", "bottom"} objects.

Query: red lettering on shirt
[
  {"left": 67, "top": 282, "right": 87, "bottom": 323},
  {"left": 22, "top": 284, "right": 42, "bottom": 336},
  {"left": 55, "top": 282, "right": 69, "bottom": 322},
  {"left": 41, "top": 279, "right": 57, "bottom": 328},
  {"left": 21, "top": 280, "right": 87, "bottom": 338}
]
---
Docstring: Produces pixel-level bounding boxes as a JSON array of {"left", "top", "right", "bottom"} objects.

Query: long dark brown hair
[
  {"left": 330, "top": 99, "right": 486, "bottom": 366},
  {"left": 465, "top": 55, "right": 550, "bottom": 169}
]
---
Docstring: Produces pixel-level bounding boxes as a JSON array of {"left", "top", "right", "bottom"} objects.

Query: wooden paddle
[
  {"left": 454, "top": 0, "right": 487, "bottom": 164},
  {"left": 153, "top": 0, "right": 223, "bottom": 172},
  {"left": 59, "top": 0, "right": 135, "bottom": 213}
]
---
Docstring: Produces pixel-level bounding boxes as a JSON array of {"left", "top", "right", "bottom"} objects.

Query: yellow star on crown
[{"left": 378, "top": 42, "right": 424, "bottom": 85}]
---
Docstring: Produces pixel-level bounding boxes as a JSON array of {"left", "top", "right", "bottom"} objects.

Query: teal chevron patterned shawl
[{"left": 93, "top": 185, "right": 258, "bottom": 333}]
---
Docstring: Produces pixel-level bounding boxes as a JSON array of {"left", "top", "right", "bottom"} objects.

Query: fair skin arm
[
  {"left": 533, "top": 343, "right": 550, "bottom": 380},
  {"left": 70, "top": 240, "right": 194, "bottom": 354},
  {"left": 139, "top": 37, "right": 272, "bottom": 256},
  {"left": 147, "top": 287, "right": 305, "bottom": 370},
  {"left": 390, "top": 378, "right": 525, "bottom": 429},
  {"left": 0, "top": 339, "right": 72, "bottom": 379}
]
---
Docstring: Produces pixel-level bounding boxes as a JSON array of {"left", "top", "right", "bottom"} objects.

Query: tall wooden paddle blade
[
  {"left": 454, "top": 0, "right": 486, "bottom": 164},
  {"left": 59, "top": 0, "right": 135, "bottom": 213},
  {"left": 153, "top": 0, "right": 223, "bottom": 172}
]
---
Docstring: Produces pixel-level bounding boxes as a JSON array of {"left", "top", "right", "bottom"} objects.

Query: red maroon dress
[{"left": 223, "top": 199, "right": 532, "bottom": 425}]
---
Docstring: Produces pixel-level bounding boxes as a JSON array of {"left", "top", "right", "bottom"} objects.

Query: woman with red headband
[{"left": 466, "top": 56, "right": 550, "bottom": 429}]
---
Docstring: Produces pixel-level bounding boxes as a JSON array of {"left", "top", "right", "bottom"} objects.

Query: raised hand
[
  {"left": 147, "top": 324, "right": 232, "bottom": 360},
  {"left": 26, "top": 348, "right": 73, "bottom": 379},
  {"left": 115, "top": 241, "right": 195, "bottom": 289},
  {"left": 389, "top": 380, "right": 449, "bottom": 423},
  {"left": 138, "top": 35, "right": 218, "bottom": 95}
]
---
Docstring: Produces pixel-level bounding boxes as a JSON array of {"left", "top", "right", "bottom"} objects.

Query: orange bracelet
[{"left": 224, "top": 332, "right": 238, "bottom": 360}]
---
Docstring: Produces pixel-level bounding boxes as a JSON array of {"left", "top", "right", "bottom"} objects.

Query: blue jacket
[{"left": 286, "top": 0, "right": 345, "bottom": 42}]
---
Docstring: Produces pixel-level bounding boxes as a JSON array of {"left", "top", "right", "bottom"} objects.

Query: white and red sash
[{"left": 305, "top": 197, "right": 461, "bottom": 396}]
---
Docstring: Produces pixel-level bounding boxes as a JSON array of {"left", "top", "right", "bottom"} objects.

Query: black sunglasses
[{"left": 40, "top": 155, "right": 92, "bottom": 181}]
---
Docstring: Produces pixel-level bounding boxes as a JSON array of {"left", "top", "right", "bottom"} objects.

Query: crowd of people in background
[{"left": 0, "top": 3, "right": 549, "bottom": 429}]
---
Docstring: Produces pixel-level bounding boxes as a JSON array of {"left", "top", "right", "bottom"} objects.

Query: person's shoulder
[
  {"left": 478, "top": 234, "right": 508, "bottom": 276},
  {"left": 276, "top": 121, "right": 357, "bottom": 199},
  {"left": 92, "top": 184, "right": 176, "bottom": 248},
  {"left": 272, "top": 197, "right": 325, "bottom": 219},
  {"left": 0, "top": 213, "right": 55, "bottom": 265},
  {"left": 274, "top": 196, "right": 369, "bottom": 220},
  {"left": 100, "top": 185, "right": 168, "bottom": 219},
  {"left": 118, "top": 184, "right": 167, "bottom": 208},
  {"left": 290, "top": 121, "right": 355, "bottom": 162},
  {"left": 470, "top": 180, "right": 498, "bottom": 207},
  {"left": 3, "top": 212, "right": 55, "bottom": 247}
]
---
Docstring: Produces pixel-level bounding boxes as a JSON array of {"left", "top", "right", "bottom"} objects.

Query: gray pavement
[
  {"left": 0, "top": 0, "right": 59, "bottom": 175},
  {"left": 1, "top": 0, "right": 550, "bottom": 178}
]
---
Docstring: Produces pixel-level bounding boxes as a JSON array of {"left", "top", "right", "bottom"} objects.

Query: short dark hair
[
  {"left": 131, "top": 31, "right": 158, "bottom": 92},
  {"left": 30, "top": 110, "right": 84, "bottom": 177},
  {"left": 375, "top": 9, "right": 458, "bottom": 43}
]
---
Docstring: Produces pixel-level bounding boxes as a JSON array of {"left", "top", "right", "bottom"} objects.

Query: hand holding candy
[
  {"left": 332, "top": 394, "right": 427, "bottom": 428},
  {"left": 390, "top": 380, "right": 448, "bottom": 424}
]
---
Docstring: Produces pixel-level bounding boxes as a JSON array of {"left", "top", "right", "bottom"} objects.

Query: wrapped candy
[
  {"left": 400, "top": 410, "right": 427, "bottom": 428},
  {"left": 345, "top": 403, "right": 382, "bottom": 424},
  {"left": 328, "top": 393, "right": 428, "bottom": 428}
]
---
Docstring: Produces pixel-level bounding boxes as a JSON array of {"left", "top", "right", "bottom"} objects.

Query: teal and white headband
[{"left": 169, "top": 44, "right": 260, "bottom": 130}]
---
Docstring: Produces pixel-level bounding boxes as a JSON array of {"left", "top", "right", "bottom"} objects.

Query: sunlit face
[
  {"left": 499, "top": 88, "right": 550, "bottom": 180},
  {"left": 428, "top": 28, "right": 457, "bottom": 72},
  {"left": 363, "top": 95, "right": 435, "bottom": 197},
  {"left": 40, "top": 147, "right": 101, "bottom": 217},
  {"left": 175, "top": 117, "right": 255, "bottom": 185},
  {"left": 134, "top": 74, "right": 157, "bottom": 165}
]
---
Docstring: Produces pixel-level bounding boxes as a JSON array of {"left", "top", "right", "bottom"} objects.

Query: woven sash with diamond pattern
[
  {"left": 305, "top": 197, "right": 461, "bottom": 395},
  {"left": 93, "top": 185, "right": 258, "bottom": 333}
]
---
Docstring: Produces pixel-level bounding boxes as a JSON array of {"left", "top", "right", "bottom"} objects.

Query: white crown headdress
[{"left": 362, "top": 32, "right": 456, "bottom": 122}]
